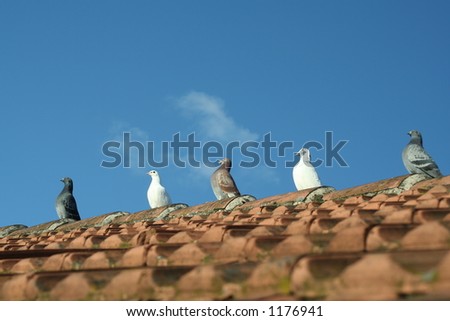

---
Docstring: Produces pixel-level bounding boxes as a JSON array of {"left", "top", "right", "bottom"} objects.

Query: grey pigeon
[
  {"left": 210, "top": 158, "right": 241, "bottom": 200},
  {"left": 147, "top": 170, "right": 172, "bottom": 208},
  {"left": 402, "top": 130, "right": 442, "bottom": 178},
  {"left": 55, "top": 177, "right": 81, "bottom": 220}
]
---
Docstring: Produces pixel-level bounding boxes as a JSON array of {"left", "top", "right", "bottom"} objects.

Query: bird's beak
[{"left": 60, "top": 178, "right": 64, "bottom": 182}]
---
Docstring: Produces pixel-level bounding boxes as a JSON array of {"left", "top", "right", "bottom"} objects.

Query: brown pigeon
[{"left": 210, "top": 158, "right": 241, "bottom": 200}]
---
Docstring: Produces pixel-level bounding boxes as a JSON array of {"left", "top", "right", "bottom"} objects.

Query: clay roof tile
[
  {"left": 2, "top": 174, "right": 450, "bottom": 301},
  {"left": 401, "top": 222, "right": 450, "bottom": 250}
]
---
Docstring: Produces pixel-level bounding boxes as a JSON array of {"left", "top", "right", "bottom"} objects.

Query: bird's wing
[
  {"left": 307, "top": 167, "right": 322, "bottom": 186},
  {"left": 149, "top": 184, "right": 172, "bottom": 208},
  {"left": 217, "top": 171, "right": 240, "bottom": 195},
  {"left": 62, "top": 194, "right": 80, "bottom": 220},
  {"left": 406, "top": 144, "right": 442, "bottom": 178},
  {"left": 210, "top": 172, "right": 227, "bottom": 199},
  {"left": 293, "top": 162, "right": 322, "bottom": 190},
  {"left": 161, "top": 188, "right": 172, "bottom": 205}
]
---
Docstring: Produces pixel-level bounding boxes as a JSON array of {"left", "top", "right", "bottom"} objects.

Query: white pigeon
[
  {"left": 292, "top": 148, "right": 322, "bottom": 190},
  {"left": 147, "top": 170, "right": 172, "bottom": 209},
  {"left": 402, "top": 130, "right": 442, "bottom": 178}
]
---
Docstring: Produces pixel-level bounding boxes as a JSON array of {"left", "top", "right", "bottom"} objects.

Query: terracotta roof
[{"left": 1, "top": 173, "right": 450, "bottom": 300}]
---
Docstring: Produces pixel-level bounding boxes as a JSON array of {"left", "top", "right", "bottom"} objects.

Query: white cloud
[
  {"left": 176, "top": 91, "right": 258, "bottom": 142},
  {"left": 105, "top": 92, "right": 264, "bottom": 182},
  {"left": 109, "top": 121, "right": 149, "bottom": 142}
]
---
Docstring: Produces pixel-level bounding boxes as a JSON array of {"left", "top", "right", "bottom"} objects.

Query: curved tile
[
  {"left": 330, "top": 254, "right": 418, "bottom": 300},
  {"left": 49, "top": 273, "right": 92, "bottom": 300},
  {"left": 0, "top": 225, "right": 28, "bottom": 238},
  {"left": 10, "top": 257, "right": 45, "bottom": 273},
  {"left": 197, "top": 226, "right": 226, "bottom": 243},
  {"left": 244, "top": 258, "right": 295, "bottom": 299},
  {"left": 401, "top": 222, "right": 450, "bottom": 250},
  {"left": 244, "top": 236, "right": 287, "bottom": 261},
  {"left": 238, "top": 188, "right": 334, "bottom": 213},
  {"left": 382, "top": 208, "right": 414, "bottom": 224},
  {"left": 366, "top": 225, "right": 415, "bottom": 252},
  {"left": 1, "top": 274, "right": 31, "bottom": 300},
  {"left": 291, "top": 254, "right": 361, "bottom": 299},
  {"left": 214, "top": 237, "right": 247, "bottom": 264},
  {"left": 168, "top": 243, "right": 207, "bottom": 266},
  {"left": 177, "top": 265, "right": 222, "bottom": 300},
  {"left": 99, "top": 234, "right": 136, "bottom": 249},
  {"left": 283, "top": 217, "right": 315, "bottom": 236},
  {"left": 54, "top": 212, "right": 130, "bottom": 233},
  {"left": 413, "top": 209, "right": 449, "bottom": 223},
  {"left": 271, "top": 235, "right": 313, "bottom": 258},
  {"left": 102, "top": 268, "right": 156, "bottom": 300},
  {"left": 326, "top": 226, "right": 367, "bottom": 253},
  {"left": 82, "top": 251, "right": 125, "bottom": 270},
  {"left": 167, "top": 196, "right": 255, "bottom": 219},
  {"left": 8, "top": 219, "right": 75, "bottom": 237},
  {"left": 324, "top": 174, "right": 429, "bottom": 201}
]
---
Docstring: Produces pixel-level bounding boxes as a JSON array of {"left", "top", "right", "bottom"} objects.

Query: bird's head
[
  {"left": 219, "top": 158, "right": 232, "bottom": 169},
  {"left": 147, "top": 170, "right": 159, "bottom": 178},
  {"left": 60, "top": 177, "right": 73, "bottom": 185},
  {"left": 60, "top": 177, "right": 74, "bottom": 192},
  {"left": 295, "top": 148, "right": 309, "bottom": 158},
  {"left": 408, "top": 130, "right": 422, "bottom": 138},
  {"left": 407, "top": 130, "right": 423, "bottom": 145}
]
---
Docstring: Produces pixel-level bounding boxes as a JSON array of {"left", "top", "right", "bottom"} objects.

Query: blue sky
[{"left": 0, "top": 1, "right": 449, "bottom": 227}]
